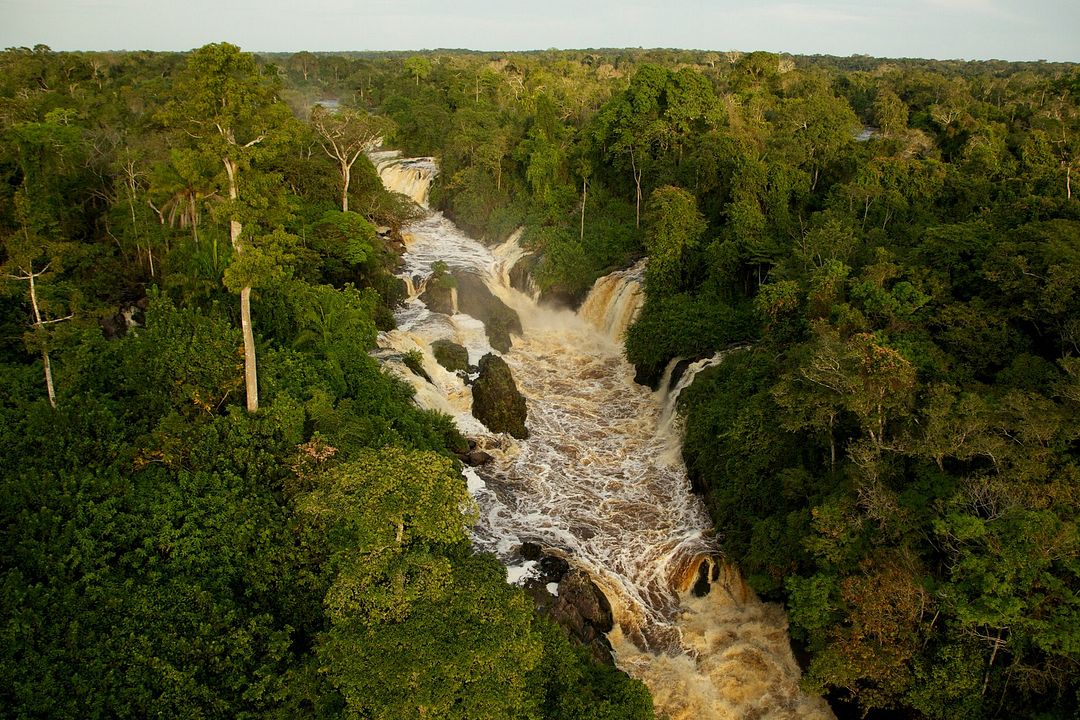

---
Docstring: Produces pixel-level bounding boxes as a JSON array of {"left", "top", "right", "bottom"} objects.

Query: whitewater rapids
[{"left": 375, "top": 157, "right": 833, "bottom": 720}]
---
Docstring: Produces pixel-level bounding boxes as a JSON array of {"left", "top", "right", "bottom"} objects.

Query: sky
[{"left": 1, "top": 0, "right": 1077, "bottom": 62}]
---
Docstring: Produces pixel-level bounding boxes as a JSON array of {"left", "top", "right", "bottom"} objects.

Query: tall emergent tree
[
  {"left": 1, "top": 115, "right": 85, "bottom": 407},
  {"left": 161, "top": 43, "right": 291, "bottom": 412},
  {"left": 310, "top": 104, "right": 394, "bottom": 212}
]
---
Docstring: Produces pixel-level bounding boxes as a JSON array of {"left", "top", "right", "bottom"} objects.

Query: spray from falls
[{"left": 374, "top": 158, "right": 833, "bottom": 720}]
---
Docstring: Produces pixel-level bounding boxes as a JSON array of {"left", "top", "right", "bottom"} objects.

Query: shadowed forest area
[{"left": 1, "top": 43, "right": 1078, "bottom": 718}]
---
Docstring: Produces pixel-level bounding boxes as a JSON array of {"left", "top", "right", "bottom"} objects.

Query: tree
[
  {"left": 161, "top": 43, "right": 292, "bottom": 412},
  {"left": 310, "top": 104, "right": 394, "bottom": 212},
  {"left": 404, "top": 56, "right": 431, "bottom": 87},
  {"left": 642, "top": 186, "right": 706, "bottom": 297},
  {"left": 1, "top": 117, "right": 85, "bottom": 406},
  {"left": 299, "top": 448, "right": 544, "bottom": 719},
  {"left": 872, "top": 88, "right": 910, "bottom": 137}
]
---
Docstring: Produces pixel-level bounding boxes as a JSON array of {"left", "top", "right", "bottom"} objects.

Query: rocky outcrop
[
  {"left": 521, "top": 551, "right": 615, "bottom": 666},
  {"left": 471, "top": 353, "right": 528, "bottom": 438},
  {"left": 419, "top": 280, "right": 454, "bottom": 315},
  {"left": 508, "top": 253, "right": 539, "bottom": 296},
  {"left": 452, "top": 271, "right": 522, "bottom": 353},
  {"left": 416, "top": 269, "right": 522, "bottom": 353},
  {"left": 431, "top": 339, "right": 469, "bottom": 374},
  {"left": 457, "top": 439, "right": 494, "bottom": 467}
]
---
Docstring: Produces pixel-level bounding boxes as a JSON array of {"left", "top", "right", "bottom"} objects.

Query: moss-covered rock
[
  {"left": 417, "top": 268, "right": 522, "bottom": 353},
  {"left": 431, "top": 339, "right": 469, "bottom": 373},
  {"left": 419, "top": 281, "right": 454, "bottom": 315},
  {"left": 472, "top": 353, "right": 528, "bottom": 438},
  {"left": 453, "top": 271, "right": 522, "bottom": 353}
]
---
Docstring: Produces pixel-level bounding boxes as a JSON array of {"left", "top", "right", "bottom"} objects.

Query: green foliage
[
  {"left": 530, "top": 619, "right": 655, "bottom": 720},
  {"left": 299, "top": 450, "right": 546, "bottom": 719},
  {"left": 222, "top": 227, "right": 298, "bottom": 293},
  {"left": 624, "top": 293, "right": 755, "bottom": 385},
  {"left": 643, "top": 186, "right": 707, "bottom": 297},
  {"left": 4, "top": 43, "right": 1080, "bottom": 720}
]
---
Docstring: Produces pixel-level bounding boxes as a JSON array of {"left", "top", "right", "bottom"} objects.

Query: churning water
[{"left": 375, "top": 158, "right": 833, "bottom": 720}]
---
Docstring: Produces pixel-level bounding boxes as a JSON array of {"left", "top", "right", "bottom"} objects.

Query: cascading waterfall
[
  {"left": 370, "top": 149, "right": 439, "bottom": 206},
  {"left": 374, "top": 156, "right": 833, "bottom": 720},
  {"left": 578, "top": 259, "right": 646, "bottom": 343}
]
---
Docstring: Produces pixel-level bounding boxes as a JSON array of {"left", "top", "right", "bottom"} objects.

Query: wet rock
[
  {"left": 687, "top": 468, "right": 709, "bottom": 495},
  {"left": 547, "top": 569, "right": 615, "bottom": 665},
  {"left": 508, "top": 252, "right": 539, "bottom": 295},
  {"left": 538, "top": 285, "right": 586, "bottom": 311},
  {"left": 431, "top": 339, "right": 469, "bottom": 373},
  {"left": 462, "top": 449, "right": 493, "bottom": 466},
  {"left": 471, "top": 353, "right": 528, "bottom": 439},
  {"left": 633, "top": 361, "right": 666, "bottom": 390},
  {"left": 556, "top": 569, "right": 614, "bottom": 633},
  {"left": 668, "top": 357, "right": 695, "bottom": 393},
  {"left": 419, "top": 281, "right": 454, "bottom": 315},
  {"left": 516, "top": 547, "right": 612, "bottom": 664},
  {"left": 452, "top": 270, "right": 522, "bottom": 353},
  {"left": 520, "top": 541, "right": 543, "bottom": 561},
  {"left": 692, "top": 561, "right": 712, "bottom": 597},
  {"left": 539, "top": 554, "right": 570, "bottom": 583},
  {"left": 519, "top": 543, "right": 571, "bottom": 583}
]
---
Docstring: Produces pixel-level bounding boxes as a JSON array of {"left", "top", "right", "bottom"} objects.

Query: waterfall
[
  {"left": 578, "top": 259, "right": 645, "bottom": 343},
  {"left": 374, "top": 156, "right": 833, "bottom": 720},
  {"left": 653, "top": 351, "right": 748, "bottom": 466},
  {"left": 370, "top": 149, "right": 438, "bottom": 206}
]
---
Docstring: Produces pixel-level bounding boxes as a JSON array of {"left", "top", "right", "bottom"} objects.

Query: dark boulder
[
  {"left": 508, "top": 252, "right": 539, "bottom": 295},
  {"left": 419, "top": 281, "right": 454, "bottom": 315},
  {"left": 633, "top": 361, "right": 666, "bottom": 390},
  {"left": 667, "top": 357, "right": 695, "bottom": 393},
  {"left": 516, "top": 545, "right": 613, "bottom": 665},
  {"left": 471, "top": 353, "right": 528, "bottom": 439},
  {"left": 519, "top": 543, "right": 571, "bottom": 583},
  {"left": 431, "top": 339, "right": 469, "bottom": 373},
  {"left": 462, "top": 449, "right": 493, "bottom": 466},
  {"left": 544, "top": 569, "right": 616, "bottom": 665}
]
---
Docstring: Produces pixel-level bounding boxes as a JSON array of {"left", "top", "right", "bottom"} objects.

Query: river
[{"left": 373, "top": 152, "right": 832, "bottom": 720}]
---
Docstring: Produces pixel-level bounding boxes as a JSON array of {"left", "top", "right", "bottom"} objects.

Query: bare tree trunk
[
  {"left": 41, "top": 348, "right": 56, "bottom": 407},
  {"left": 580, "top": 177, "right": 587, "bottom": 243},
  {"left": 341, "top": 161, "right": 350, "bottom": 213},
  {"left": 5, "top": 265, "right": 67, "bottom": 408},
  {"left": 224, "top": 156, "right": 259, "bottom": 412},
  {"left": 27, "top": 270, "right": 56, "bottom": 408},
  {"left": 240, "top": 285, "right": 258, "bottom": 412},
  {"left": 631, "top": 148, "right": 642, "bottom": 228},
  {"left": 828, "top": 415, "right": 836, "bottom": 471}
]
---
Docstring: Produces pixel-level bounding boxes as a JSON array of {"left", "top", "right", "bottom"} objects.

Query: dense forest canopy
[{"left": 1, "top": 42, "right": 1078, "bottom": 719}]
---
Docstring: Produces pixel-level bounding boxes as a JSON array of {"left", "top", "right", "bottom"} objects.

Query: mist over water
[{"left": 376, "top": 160, "right": 833, "bottom": 719}]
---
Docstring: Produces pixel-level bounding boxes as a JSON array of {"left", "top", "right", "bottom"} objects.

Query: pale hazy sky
[{"left": 1, "top": 0, "right": 1076, "bottom": 61}]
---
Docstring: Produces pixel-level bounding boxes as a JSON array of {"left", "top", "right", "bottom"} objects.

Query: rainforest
[{"left": 1, "top": 43, "right": 1078, "bottom": 720}]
